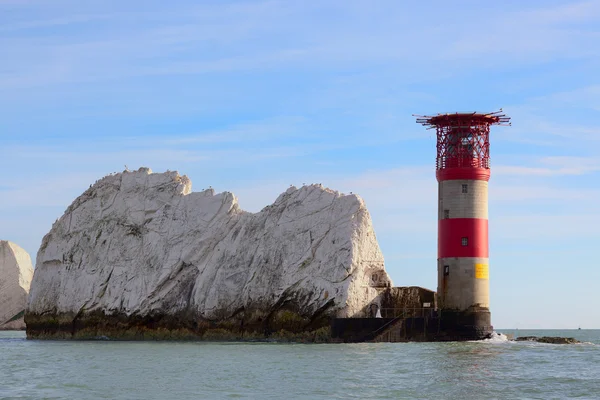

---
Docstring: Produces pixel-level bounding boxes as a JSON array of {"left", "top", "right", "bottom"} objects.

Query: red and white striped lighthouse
[{"left": 416, "top": 111, "right": 510, "bottom": 340}]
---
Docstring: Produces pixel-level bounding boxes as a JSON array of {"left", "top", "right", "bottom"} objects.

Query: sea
[{"left": 0, "top": 330, "right": 598, "bottom": 400}]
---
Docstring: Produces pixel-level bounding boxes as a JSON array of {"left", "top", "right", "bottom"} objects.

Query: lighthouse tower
[{"left": 415, "top": 111, "right": 510, "bottom": 340}]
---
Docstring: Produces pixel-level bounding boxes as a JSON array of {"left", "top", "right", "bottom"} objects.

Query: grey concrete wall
[
  {"left": 438, "top": 180, "right": 488, "bottom": 219},
  {"left": 437, "top": 179, "right": 490, "bottom": 311},
  {"left": 437, "top": 257, "right": 489, "bottom": 310}
]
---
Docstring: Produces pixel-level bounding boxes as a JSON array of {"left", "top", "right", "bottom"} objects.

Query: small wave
[
  {"left": 469, "top": 331, "right": 511, "bottom": 343},
  {"left": 577, "top": 341, "right": 597, "bottom": 346},
  {"left": 483, "top": 332, "right": 511, "bottom": 343}
]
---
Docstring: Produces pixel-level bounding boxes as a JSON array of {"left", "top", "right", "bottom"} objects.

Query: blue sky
[{"left": 1, "top": 0, "right": 599, "bottom": 329}]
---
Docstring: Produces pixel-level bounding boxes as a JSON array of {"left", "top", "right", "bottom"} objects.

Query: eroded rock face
[
  {"left": 0, "top": 241, "right": 34, "bottom": 330},
  {"left": 26, "top": 168, "right": 391, "bottom": 339}
]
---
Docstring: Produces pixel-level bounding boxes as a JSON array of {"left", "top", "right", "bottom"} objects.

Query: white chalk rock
[
  {"left": 27, "top": 168, "right": 391, "bottom": 334},
  {"left": 0, "top": 241, "right": 34, "bottom": 330}
]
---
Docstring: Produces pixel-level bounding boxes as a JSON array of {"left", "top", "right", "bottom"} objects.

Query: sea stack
[
  {"left": 0, "top": 241, "right": 34, "bottom": 330},
  {"left": 26, "top": 168, "right": 391, "bottom": 340}
]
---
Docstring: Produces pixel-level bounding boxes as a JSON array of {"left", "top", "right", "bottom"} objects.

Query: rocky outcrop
[
  {"left": 0, "top": 241, "right": 34, "bottom": 330},
  {"left": 26, "top": 168, "right": 391, "bottom": 340},
  {"left": 516, "top": 336, "right": 581, "bottom": 344}
]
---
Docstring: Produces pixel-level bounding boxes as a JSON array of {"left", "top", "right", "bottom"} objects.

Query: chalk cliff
[
  {"left": 0, "top": 241, "right": 34, "bottom": 330},
  {"left": 26, "top": 168, "right": 391, "bottom": 340}
]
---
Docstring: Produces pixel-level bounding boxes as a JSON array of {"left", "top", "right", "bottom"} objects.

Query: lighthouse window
[
  {"left": 444, "top": 265, "right": 449, "bottom": 276},
  {"left": 462, "top": 184, "right": 468, "bottom": 193},
  {"left": 461, "top": 237, "right": 468, "bottom": 246},
  {"left": 444, "top": 209, "right": 449, "bottom": 219}
]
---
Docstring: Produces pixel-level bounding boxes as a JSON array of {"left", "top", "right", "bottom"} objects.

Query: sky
[{"left": 1, "top": 0, "right": 599, "bottom": 329}]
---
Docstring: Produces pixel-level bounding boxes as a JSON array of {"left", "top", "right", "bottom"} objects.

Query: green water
[{"left": 1, "top": 330, "right": 598, "bottom": 399}]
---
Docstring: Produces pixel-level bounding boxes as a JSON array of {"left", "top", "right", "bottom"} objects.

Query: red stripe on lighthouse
[
  {"left": 438, "top": 218, "right": 488, "bottom": 258},
  {"left": 436, "top": 167, "right": 490, "bottom": 182}
]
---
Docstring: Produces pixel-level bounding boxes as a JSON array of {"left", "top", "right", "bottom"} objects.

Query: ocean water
[{"left": 0, "top": 330, "right": 598, "bottom": 400}]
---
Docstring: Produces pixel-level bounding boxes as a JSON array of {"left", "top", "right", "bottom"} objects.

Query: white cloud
[
  {"left": 531, "top": 85, "right": 600, "bottom": 112},
  {"left": 493, "top": 214, "right": 600, "bottom": 239},
  {"left": 2, "top": 0, "right": 599, "bottom": 90},
  {"left": 0, "top": 172, "right": 98, "bottom": 208},
  {"left": 491, "top": 184, "right": 600, "bottom": 204},
  {"left": 227, "top": 164, "right": 599, "bottom": 238},
  {"left": 0, "top": 13, "right": 114, "bottom": 32},
  {"left": 518, "top": 0, "right": 600, "bottom": 24},
  {"left": 161, "top": 117, "right": 309, "bottom": 145},
  {"left": 495, "top": 156, "right": 600, "bottom": 176}
]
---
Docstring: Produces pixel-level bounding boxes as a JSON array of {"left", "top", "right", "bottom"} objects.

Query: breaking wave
[{"left": 471, "top": 331, "right": 512, "bottom": 344}]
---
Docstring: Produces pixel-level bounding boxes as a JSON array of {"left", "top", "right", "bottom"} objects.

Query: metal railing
[
  {"left": 370, "top": 308, "right": 439, "bottom": 341},
  {"left": 436, "top": 157, "right": 490, "bottom": 170}
]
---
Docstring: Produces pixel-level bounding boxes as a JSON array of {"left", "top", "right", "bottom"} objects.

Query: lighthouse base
[
  {"left": 438, "top": 308, "right": 492, "bottom": 341},
  {"left": 330, "top": 288, "right": 494, "bottom": 342}
]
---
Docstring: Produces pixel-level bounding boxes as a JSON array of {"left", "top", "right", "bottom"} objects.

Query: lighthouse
[{"left": 415, "top": 111, "right": 510, "bottom": 340}]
